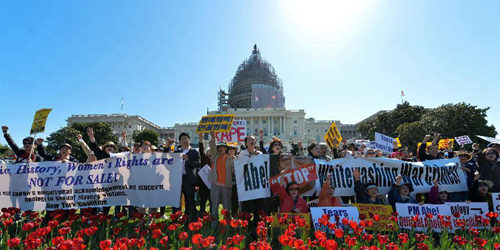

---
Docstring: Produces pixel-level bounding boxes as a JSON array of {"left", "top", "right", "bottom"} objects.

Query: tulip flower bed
[{"left": 0, "top": 207, "right": 499, "bottom": 250}]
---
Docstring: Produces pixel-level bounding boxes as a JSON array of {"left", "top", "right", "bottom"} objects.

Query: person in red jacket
[
  {"left": 318, "top": 174, "right": 342, "bottom": 207},
  {"left": 273, "top": 174, "right": 308, "bottom": 213}
]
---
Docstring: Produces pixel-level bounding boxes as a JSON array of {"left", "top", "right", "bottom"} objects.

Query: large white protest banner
[
  {"left": 477, "top": 135, "right": 500, "bottom": 144},
  {"left": 446, "top": 202, "right": 490, "bottom": 230},
  {"left": 0, "top": 153, "right": 183, "bottom": 211},
  {"left": 374, "top": 132, "right": 395, "bottom": 153},
  {"left": 215, "top": 120, "right": 247, "bottom": 144},
  {"left": 310, "top": 207, "right": 359, "bottom": 233},
  {"left": 234, "top": 154, "right": 271, "bottom": 202},
  {"left": 314, "top": 157, "right": 467, "bottom": 196},
  {"left": 396, "top": 203, "right": 452, "bottom": 232}
]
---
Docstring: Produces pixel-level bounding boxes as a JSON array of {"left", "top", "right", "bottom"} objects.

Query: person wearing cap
[
  {"left": 469, "top": 172, "right": 494, "bottom": 205},
  {"left": 388, "top": 175, "right": 417, "bottom": 209},
  {"left": 488, "top": 142, "right": 500, "bottom": 155},
  {"left": 429, "top": 179, "right": 450, "bottom": 204},
  {"left": 353, "top": 168, "right": 387, "bottom": 204},
  {"left": 208, "top": 132, "right": 234, "bottom": 221},
  {"left": 272, "top": 173, "right": 308, "bottom": 213},
  {"left": 2, "top": 126, "right": 41, "bottom": 163},
  {"left": 35, "top": 138, "right": 78, "bottom": 163},
  {"left": 86, "top": 127, "right": 118, "bottom": 160},
  {"left": 476, "top": 146, "right": 500, "bottom": 192},
  {"left": 318, "top": 173, "right": 342, "bottom": 207}
]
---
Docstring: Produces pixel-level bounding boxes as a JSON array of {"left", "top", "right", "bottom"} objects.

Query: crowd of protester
[{"left": 1, "top": 125, "right": 500, "bottom": 226}]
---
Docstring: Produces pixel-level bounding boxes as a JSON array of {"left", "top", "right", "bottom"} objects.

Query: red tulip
[
  {"left": 58, "top": 227, "right": 71, "bottom": 235},
  {"left": 160, "top": 235, "right": 169, "bottom": 246},
  {"left": 346, "top": 236, "right": 357, "bottom": 246},
  {"left": 99, "top": 240, "right": 112, "bottom": 250},
  {"left": 373, "top": 214, "right": 380, "bottom": 222},
  {"left": 325, "top": 239, "right": 338, "bottom": 250},
  {"left": 474, "top": 237, "right": 488, "bottom": 247},
  {"left": 415, "top": 233, "right": 428, "bottom": 242},
  {"left": 52, "top": 236, "right": 65, "bottom": 246},
  {"left": 152, "top": 229, "right": 162, "bottom": 239},
  {"left": 416, "top": 242, "right": 429, "bottom": 250},
  {"left": 377, "top": 235, "right": 389, "bottom": 245},
  {"left": 334, "top": 228, "right": 344, "bottom": 238},
  {"left": 398, "top": 233, "right": 408, "bottom": 244},
  {"left": 179, "top": 232, "right": 188, "bottom": 241},
  {"left": 362, "top": 233, "right": 374, "bottom": 241},
  {"left": 192, "top": 233, "right": 202, "bottom": 245},
  {"left": 386, "top": 243, "right": 399, "bottom": 250},
  {"left": 7, "top": 238, "right": 21, "bottom": 247},
  {"left": 21, "top": 222, "right": 34, "bottom": 231}
]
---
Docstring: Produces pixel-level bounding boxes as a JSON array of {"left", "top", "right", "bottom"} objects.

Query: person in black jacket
[
  {"left": 2, "top": 126, "right": 41, "bottom": 163},
  {"left": 167, "top": 132, "right": 200, "bottom": 221},
  {"left": 353, "top": 168, "right": 387, "bottom": 204},
  {"left": 86, "top": 127, "right": 117, "bottom": 160},
  {"left": 418, "top": 133, "right": 440, "bottom": 161},
  {"left": 35, "top": 138, "right": 78, "bottom": 163},
  {"left": 196, "top": 133, "right": 211, "bottom": 214}
]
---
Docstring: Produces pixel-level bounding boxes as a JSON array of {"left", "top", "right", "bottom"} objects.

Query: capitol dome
[{"left": 227, "top": 45, "right": 285, "bottom": 109}]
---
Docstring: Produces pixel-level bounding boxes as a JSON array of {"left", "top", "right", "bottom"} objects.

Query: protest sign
[
  {"left": 234, "top": 154, "right": 271, "bottom": 202},
  {"left": 438, "top": 139, "right": 454, "bottom": 150},
  {"left": 307, "top": 198, "right": 319, "bottom": 208},
  {"left": 196, "top": 114, "right": 235, "bottom": 133},
  {"left": 446, "top": 202, "right": 490, "bottom": 230},
  {"left": 396, "top": 203, "right": 452, "bottom": 232},
  {"left": 477, "top": 135, "right": 500, "bottom": 144},
  {"left": 314, "top": 157, "right": 468, "bottom": 196},
  {"left": 395, "top": 137, "right": 402, "bottom": 148},
  {"left": 455, "top": 135, "right": 473, "bottom": 146},
  {"left": 0, "top": 153, "right": 184, "bottom": 211},
  {"left": 492, "top": 193, "right": 500, "bottom": 213},
  {"left": 355, "top": 140, "right": 370, "bottom": 146},
  {"left": 269, "top": 164, "right": 317, "bottom": 192},
  {"left": 30, "top": 109, "right": 52, "bottom": 134},
  {"left": 352, "top": 203, "right": 397, "bottom": 231},
  {"left": 198, "top": 164, "right": 211, "bottom": 190},
  {"left": 310, "top": 207, "right": 359, "bottom": 233},
  {"left": 374, "top": 132, "right": 395, "bottom": 153},
  {"left": 270, "top": 213, "right": 311, "bottom": 230},
  {"left": 215, "top": 120, "right": 246, "bottom": 144},
  {"left": 324, "top": 122, "right": 342, "bottom": 149}
]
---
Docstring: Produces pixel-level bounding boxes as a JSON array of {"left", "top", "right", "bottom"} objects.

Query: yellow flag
[{"left": 30, "top": 109, "right": 52, "bottom": 134}]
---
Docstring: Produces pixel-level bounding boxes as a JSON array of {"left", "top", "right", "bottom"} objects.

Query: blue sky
[{"left": 1, "top": 0, "right": 499, "bottom": 143}]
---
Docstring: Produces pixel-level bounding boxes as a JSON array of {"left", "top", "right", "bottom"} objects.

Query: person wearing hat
[
  {"left": 388, "top": 175, "right": 417, "bottom": 209},
  {"left": 208, "top": 132, "right": 234, "bottom": 222},
  {"left": 35, "top": 138, "right": 78, "bottom": 163},
  {"left": 470, "top": 172, "right": 494, "bottom": 205},
  {"left": 86, "top": 127, "right": 118, "bottom": 160},
  {"left": 476, "top": 147, "right": 500, "bottom": 192},
  {"left": 318, "top": 173, "right": 342, "bottom": 206},
  {"left": 353, "top": 168, "right": 387, "bottom": 204},
  {"left": 429, "top": 179, "right": 450, "bottom": 204}
]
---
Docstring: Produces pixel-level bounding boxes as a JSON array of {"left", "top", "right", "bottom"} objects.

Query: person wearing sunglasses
[
  {"left": 272, "top": 173, "right": 308, "bottom": 213},
  {"left": 469, "top": 171, "right": 494, "bottom": 205},
  {"left": 2, "top": 126, "right": 41, "bottom": 163},
  {"left": 318, "top": 173, "right": 342, "bottom": 207}
]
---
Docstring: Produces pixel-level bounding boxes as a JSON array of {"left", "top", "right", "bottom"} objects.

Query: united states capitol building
[{"left": 67, "top": 45, "right": 360, "bottom": 147}]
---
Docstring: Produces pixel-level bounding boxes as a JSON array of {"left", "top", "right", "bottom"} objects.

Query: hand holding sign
[{"left": 395, "top": 175, "right": 402, "bottom": 185}]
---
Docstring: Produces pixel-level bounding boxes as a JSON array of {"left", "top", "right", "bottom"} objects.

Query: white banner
[
  {"left": 234, "top": 154, "right": 271, "bottom": 202},
  {"left": 215, "top": 120, "right": 247, "bottom": 144},
  {"left": 198, "top": 164, "right": 212, "bottom": 190},
  {"left": 314, "top": 157, "right": 468, "bottom": 196},
  {"left": 396, "top": 203, "right": 452, "bottom": 232},
  {"left": 0, "top": 153, "right": 183, "bottom": 211},
  {"left": 374, "top": 132, "right": 395, "bottom": 153},
  {"left": 493, "top": 193, "right": 500, "bottom": 213},
  {"left": 454, "top": 135, "right": 473, "bottom": 146},
  {"left": 310, "top": 207, "right": 359, "bottom": 233},
  {"left": 477, "top": 135, "right": 500, "bottom": 144},
  {"left": 446, "top": 202, "right": 490, "bottom": 230}
]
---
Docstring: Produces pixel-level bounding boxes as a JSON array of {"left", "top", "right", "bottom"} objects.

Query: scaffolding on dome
[{"left": 227, "top": 45, "right": 285, "bottom": 109}]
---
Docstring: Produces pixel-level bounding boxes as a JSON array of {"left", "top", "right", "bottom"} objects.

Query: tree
[
  {"left": 357, "top": 102, "right": 497, "bottom": 152},
  {"left": 0, "top": 143, "right": 12, "bottom": 159},
  {"left": 132, "top": 129, "right": 160, "bottom": 146},
  {"left": 358, "top": 102, "right": 426, "bottom": 140},
  {"left": 45, "top": 122, "right": 118, "bottom": 162}
]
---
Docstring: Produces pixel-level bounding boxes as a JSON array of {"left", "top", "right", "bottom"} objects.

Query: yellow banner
[
  {"left": 417, "top": 139, "right": 454, "bottom": 151},
  {"left": 30, "top": 109, "right": 52, "bottom": 134},
  {"left": 438, "top": 139, "right": 454, "bottom": 150},
  {"left": 196, "top": 114, "right": 235, "bottom": 133},
  {"left": 324, "top": 122, "right": 342, "bottom": 149},
  {"left": 395, "top": 137, "right": 402, "bottom": 148},
  {"left": 270, "top": 212, "right": 311, "bottom": 230},
  {"left": 352, "top": 203, "right": 397, "bottom": 231}
]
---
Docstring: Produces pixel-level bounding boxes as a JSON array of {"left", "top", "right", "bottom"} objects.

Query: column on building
[{"left": 270, "top": 116, "right": 274, "bottom": 136}]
